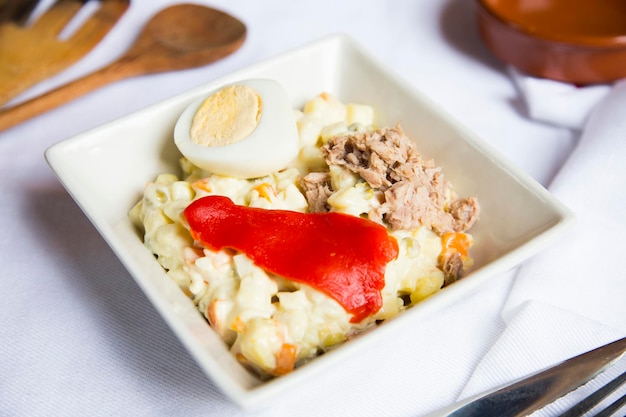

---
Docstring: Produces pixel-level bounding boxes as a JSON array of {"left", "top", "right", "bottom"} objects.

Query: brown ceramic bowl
[{"left": 476, "top": 0, "right": 626, "bottom": 84}]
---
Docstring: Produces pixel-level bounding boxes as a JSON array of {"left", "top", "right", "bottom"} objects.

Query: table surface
[{"left": 0, "top": 1, "right": 588, "bottom": 416}]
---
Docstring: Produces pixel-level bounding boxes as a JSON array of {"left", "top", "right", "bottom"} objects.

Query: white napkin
[
  {"left": 459, "top": 78, "right": 626, "bottom": 414},
  {"left": 508, "top": 68, "right": 613, "bottom": 130},
  {"left": 461, "top": 302, "right": 626, "bottom": 416}
]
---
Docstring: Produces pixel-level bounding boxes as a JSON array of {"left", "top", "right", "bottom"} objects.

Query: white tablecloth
[{"left": 1, "top": 1, "right": 623, "bottom": 416}]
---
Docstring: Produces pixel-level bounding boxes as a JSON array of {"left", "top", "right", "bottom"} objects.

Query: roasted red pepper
[{"left": 183, "top": 195, "right": 399, "bottom": 323}]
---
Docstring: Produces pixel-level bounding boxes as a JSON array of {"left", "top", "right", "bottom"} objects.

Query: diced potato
[
  {"left": 303, "top": 93, "right": 347, "bottom": 125},
  {"left": 346, "top": 103, "right": 374, "bottom": 126},
  {"left": 296, "top": 116, "right": 323, "bottom": 147},
  {"left": 327, "top": 183, "right": 376, "bottom": 217},
  {"left": 410, "top": 272, "right": 444, "bottom": 303},
  {"left": 169, "top": 180, "right": 194, "bottom": 201},
  {"left": 328, "top": 165, "right": 358, "bottom": 190},
  {"left": 320, "top": 121, "right": 348, "bottom": 143},
  {"left": 298, "top": 145, "right": 327, "bottom": 172},
  {"left": 237, "top": 317, "right": 282, "bottom": 371}
]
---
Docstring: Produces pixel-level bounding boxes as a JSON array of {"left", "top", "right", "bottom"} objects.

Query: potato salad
[{"left": 129, "top": 83, "right": 478, "bottom": 378}]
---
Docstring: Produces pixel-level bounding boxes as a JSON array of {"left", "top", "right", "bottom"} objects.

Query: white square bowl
[{"left": 45, "top": 34, "right": 574, "bottom": 409}]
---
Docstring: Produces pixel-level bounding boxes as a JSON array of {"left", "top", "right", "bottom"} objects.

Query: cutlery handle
[{"left": 0, "top": 61, "right": 133, "bottom": 132}]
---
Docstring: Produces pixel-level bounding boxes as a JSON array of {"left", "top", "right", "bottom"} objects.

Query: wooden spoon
[{"left": 0, "top": 3, "right": 246, "bottom": 131}]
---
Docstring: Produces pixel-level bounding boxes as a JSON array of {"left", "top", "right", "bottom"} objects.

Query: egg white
[{"left": 174, "top": 79, "right": 300, "bottom": 179}]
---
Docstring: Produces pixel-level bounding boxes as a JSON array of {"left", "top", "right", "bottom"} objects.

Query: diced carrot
[
  {"left": 253, "top": 182, "right": 275, "bottom": 200},
  {"left": 192, "top": 179, "right": 212, "bottom": 193},
  {"left": 230, "top": 316, "right": 246, "bottom": 333},
  {"left": 439, "top": 232, "right": 472, "bottom": 263},
  {"left": 206, "top": 299, "right": 224, "bottom": 331},
  {"left": 273, "top": 343, "right": 297, "bottom": 376}
]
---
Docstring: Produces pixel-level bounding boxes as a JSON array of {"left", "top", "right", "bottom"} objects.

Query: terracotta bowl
[{"left": 476, "top": 0, "right": 626, "bottom": 84}]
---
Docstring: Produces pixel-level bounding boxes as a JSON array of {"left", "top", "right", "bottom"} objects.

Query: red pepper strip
[{"left": 184, "top": 195, "right": 399, "bottom": 323}]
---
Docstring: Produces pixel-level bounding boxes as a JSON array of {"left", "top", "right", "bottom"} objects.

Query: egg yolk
[{"left": 190, "top": 85, "right": 262, "bottom": 147}]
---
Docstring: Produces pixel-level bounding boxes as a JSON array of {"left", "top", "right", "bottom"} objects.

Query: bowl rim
[{"left": 477, "top": 0, "right": 626, "bottom": 48}]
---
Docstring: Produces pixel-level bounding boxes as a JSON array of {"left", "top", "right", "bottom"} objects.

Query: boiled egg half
[{"left": 174, "top": 79, "right": 299, "bottom": 179}]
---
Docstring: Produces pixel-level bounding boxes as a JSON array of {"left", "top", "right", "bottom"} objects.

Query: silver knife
[{"left": 427, "top": 336, "right": 626, "bottom": 417}]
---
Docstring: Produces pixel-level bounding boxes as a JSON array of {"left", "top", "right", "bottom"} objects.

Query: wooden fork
[{"left": 0, "top": 0, "right": 129, "bottom": 106}]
